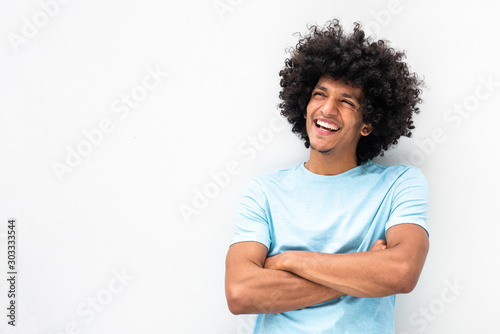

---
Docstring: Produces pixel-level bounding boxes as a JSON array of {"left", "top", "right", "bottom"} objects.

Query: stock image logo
[{"left": 178, "top": 113, "right": 286, "bottom": 224}]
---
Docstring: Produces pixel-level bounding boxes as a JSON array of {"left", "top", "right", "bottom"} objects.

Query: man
[{"left": 225, "top": 20, "right": 429, "bottom": 333}]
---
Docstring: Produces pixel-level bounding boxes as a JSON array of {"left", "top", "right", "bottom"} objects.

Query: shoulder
[
  {"left": 364, "top": 161, "right": 427, "bottom": 183},
  {"left": 252, "top": 163, "right": 302, "bottom": 186},
  {"left": 241, "top": 163, "right": 302, "bottom": 197},
  {"left": 359, "top": 162, "right": 428, "bottom": 199}
]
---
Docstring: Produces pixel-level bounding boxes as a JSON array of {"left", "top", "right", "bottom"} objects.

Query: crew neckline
[{"left": 298, "top": 161, "right": 371, "bottom": 181}]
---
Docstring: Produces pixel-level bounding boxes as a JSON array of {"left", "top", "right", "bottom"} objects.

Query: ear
[{"left": 360, "top": 123, "right": 374, "bottom": 136}]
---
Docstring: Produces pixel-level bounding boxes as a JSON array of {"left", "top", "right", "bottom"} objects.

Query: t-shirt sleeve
[
  {"left": 230, "top": 178, "right": 272, "bottom": 249},
  {"left": 385, "top": 166, "right": 429, "bottom": 235}
]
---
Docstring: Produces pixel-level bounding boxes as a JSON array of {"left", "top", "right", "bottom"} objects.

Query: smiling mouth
[{"left": 314, "top": 119, "right": 340, "bottom": 132}]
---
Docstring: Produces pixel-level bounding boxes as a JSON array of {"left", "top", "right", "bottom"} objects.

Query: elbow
[
  {"left": 227, "top": 302, "right": 244, "bottom": 315},
  {"left": 227, "top": 297, "right": 245, "bottom": 315},
  {"left": 225, "top": 284, "right": 249, "bottom": 315},
  {"left": 395, "top": 262, "right": 421, "bottom": 294},
  {"left": 398, "top": 279, "right": 417, "bottom": 294}
]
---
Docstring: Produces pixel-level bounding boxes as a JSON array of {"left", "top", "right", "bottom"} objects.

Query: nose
[{"left": 320, "top": 97, "right": 339, "bottom": 116}]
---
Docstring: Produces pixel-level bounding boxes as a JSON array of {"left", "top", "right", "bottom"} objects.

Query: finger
[{"left": 370, "top": 239, "right": 387, "bottom": 251}]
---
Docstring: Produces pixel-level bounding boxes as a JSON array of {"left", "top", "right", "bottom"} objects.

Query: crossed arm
[{"left": 225, "top": 223, "right": 429, "bottom": 315}]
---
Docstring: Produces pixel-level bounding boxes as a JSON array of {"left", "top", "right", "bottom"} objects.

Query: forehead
[{"left": 315, "top": 76, "right": 364, "bottom": 100}]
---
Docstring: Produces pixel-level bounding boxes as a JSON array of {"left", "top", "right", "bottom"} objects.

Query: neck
[{"left": 304, "top": 150, "right": 359, "bottom": 175}]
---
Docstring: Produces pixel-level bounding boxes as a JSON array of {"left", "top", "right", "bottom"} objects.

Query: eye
[
  {"left": 341, "top": 99, "right": 355, "bottom": 107},
  {"left": 312, "top": 91, "right": 326, "bottom": 97}
]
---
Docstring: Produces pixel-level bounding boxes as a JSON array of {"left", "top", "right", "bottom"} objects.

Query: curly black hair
[{"left": 279, "top": 19, "right": 423, "bottom": 164}]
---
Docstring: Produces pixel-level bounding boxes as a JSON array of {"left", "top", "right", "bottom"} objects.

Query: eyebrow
[
  {"left": 340, "top": 93, "right": 360, "bottom": 104},
  {"left": 314, "top": 85, "right": 361, "bottom": 105}
]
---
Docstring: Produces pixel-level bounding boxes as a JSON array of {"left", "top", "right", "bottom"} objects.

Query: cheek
[
  {"left": 304, "top": 106, "right": 312, "bottom": 120},
  {"left": 305, "top": 103, "right": 311, "bottom": 117},
  {"left": 305, "top": 100, "right": 316, "bottom": 118}
]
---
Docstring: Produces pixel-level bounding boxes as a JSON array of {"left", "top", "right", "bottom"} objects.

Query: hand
[
  {"left": 264, "top": 239, "right": 387, "bottom": 271},
  {"left": 264, "top": 252, "right": 288, "bottom": 271},
  {"left": 369, "top": 239, "right": 387, "bottom": 251}
]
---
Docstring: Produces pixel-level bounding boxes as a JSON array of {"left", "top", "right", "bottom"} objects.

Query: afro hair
[{"left": 279, "top": 19, "right": 424, "bottom": 163}]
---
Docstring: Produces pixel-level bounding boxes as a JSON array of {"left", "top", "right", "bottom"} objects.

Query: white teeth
[{"left": 316, "top": 120, "right": 339, "bottom": 131}]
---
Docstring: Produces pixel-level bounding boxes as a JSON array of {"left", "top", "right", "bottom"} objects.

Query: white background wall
[{"left": 0, "top": 0, "right": 499, "bottom": 333}]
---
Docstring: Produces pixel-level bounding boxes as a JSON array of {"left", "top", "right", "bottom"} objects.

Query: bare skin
[
  {"left": 264, "top": 224, "right": 429, "bottom": 298},
  {"left": 225, "top": 239, "right": 388, "bottom": 314},
  {"left": 225, "top": 76, "right": 429, "bottom": 314},
  {"left": 303, "top": 76, "right": 373, "bottom": 175}
]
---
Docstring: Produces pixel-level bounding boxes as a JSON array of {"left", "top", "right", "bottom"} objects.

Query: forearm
[
  {"left": 226, "top": 262, "right": 344, "bottom": 314},
  {"left": 277, "top": 249, "right": 409, "bottom": 297},
  {"left": 266, "top": 224, "right": 429, "bottom": 298}
]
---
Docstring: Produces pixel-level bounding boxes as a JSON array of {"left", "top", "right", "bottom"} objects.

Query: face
[{"left": 305, "top": 76, "right": 373, "bottom": 158}]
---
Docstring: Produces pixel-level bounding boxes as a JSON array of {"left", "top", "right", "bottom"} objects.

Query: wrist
[{"left": 280, "top": 251, "right": 297, "bottom": 272}]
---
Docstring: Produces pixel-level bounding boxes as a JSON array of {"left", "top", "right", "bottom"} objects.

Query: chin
[{"left": 310, "top": 143, "right": 335, "bottom": 154}]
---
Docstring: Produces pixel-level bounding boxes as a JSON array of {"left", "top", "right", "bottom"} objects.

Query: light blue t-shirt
[{"left": 231, "top": 161, "right": 429, "bottom": 334}]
